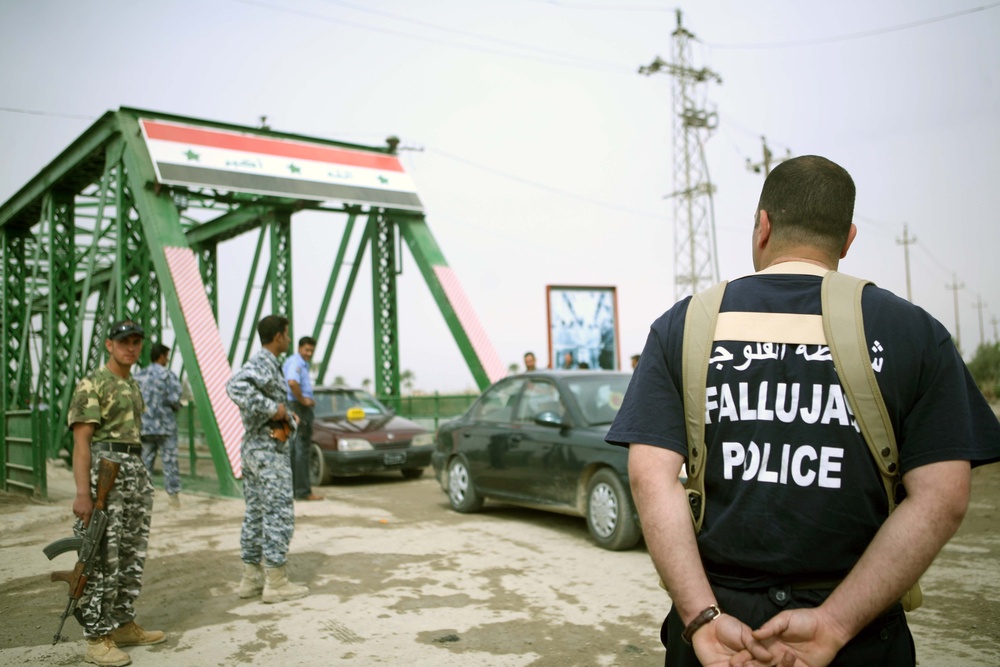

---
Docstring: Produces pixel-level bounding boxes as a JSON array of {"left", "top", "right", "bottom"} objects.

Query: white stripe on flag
[
  {"left": 433, "top": 265, "right": 506, "bottom": 384},
  {"left": 163, "top": 247, "right": 244, "bottom": 478}
]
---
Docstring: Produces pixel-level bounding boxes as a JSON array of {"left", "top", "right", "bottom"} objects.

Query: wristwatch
[{"left": 681, "top": 604, "right": 722, "bottom": 644}]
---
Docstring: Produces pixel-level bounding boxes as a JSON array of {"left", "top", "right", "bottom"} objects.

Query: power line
[
  {"left": 527, "top": 0, "right": 677, "bottom": 10},
  {"left": 701, "top": 2, "right": 1000, "bottom": 49},
  {"left": 0, "top": 106, "right": 96, "bottom": 121},
  {"left": 232, "top": 0, "right": 630, "bottom": 73},
  {"left": 420, "top": 146, "right": 666, "bottom": 222},
  {"left": 317, "top": 0, "right": 624, "bottom": 70}
]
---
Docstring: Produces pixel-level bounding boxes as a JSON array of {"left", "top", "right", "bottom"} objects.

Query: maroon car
[{"left": 309, "top": 387, "right": 433, "bottom": 484}]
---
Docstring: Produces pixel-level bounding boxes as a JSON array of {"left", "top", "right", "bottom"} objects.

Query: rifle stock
[{"left": 45, "top": 456, "right": 120, "bottom": 644}]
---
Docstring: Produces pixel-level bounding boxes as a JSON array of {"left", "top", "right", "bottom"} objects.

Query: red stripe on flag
[
  {"left": 433, "top": 266, "right": 506, "bottom": 384},
  {"left": 142, "top": 119, "right": 404, "bottom": 172},
  {"left": 163, "top": 247, "right": 245, "bottom": 478}
]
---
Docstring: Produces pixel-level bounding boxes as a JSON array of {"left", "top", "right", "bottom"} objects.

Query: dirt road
[{"left": 1, "top": 460, "right": 998, "bottom": 666}]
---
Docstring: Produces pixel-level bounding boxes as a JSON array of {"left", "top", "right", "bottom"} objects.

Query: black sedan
[
  {"left": 309, "top": 387, "right": 433, "bottom": 484},
  {"left": 431, "top": 370, "right": 641, "bottom": 550}
]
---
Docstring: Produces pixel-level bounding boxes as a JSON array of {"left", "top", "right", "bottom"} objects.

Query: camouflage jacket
[
  {"left": 134, "top": 362, "right": 183, "bottom": 436},
  {"left": 226, "top": 348, "right": 293, "bottom": 452},
  {"left": 66, "top": 366, "right": 145, "bottom": 444}
]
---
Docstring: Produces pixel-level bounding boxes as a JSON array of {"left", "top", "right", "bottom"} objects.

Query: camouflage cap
[{"left": 108, "top": 319, "right": 145, "bottom": 341}]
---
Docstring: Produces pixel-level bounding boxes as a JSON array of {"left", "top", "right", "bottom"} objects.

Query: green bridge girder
[{"left": 0, "top": 107, "right": 499, "bottom": 499}]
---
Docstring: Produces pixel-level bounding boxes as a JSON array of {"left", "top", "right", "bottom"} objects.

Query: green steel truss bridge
[{"left": 0, "top": 108, "right": 505, "bottom": 498}]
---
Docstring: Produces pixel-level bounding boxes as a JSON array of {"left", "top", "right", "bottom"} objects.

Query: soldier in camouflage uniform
[
  {"left": 132, "top": 343, "right": 181, "bottom": 507},
  {"left": 134, "top": 343, "right": 183, "bottom": 508},
  {"left": 226, "top": 314, "right": 309, "bottom": 604},
  {"left": 67, "top": 320, "right": 166, "bottom": 667}
]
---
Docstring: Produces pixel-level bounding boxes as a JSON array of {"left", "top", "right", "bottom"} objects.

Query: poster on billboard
[{"left": 546, "top": 285, "right": 620, "bottom": 370}]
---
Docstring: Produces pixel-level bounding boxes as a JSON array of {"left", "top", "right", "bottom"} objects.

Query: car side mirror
[{"left": 534, "top": 411, "right": 564, "bottom": 427}]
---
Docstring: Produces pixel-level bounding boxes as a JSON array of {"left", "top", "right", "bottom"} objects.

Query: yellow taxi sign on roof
[{"left": 346, "top": 407, "right": 366, "bottom": 421}]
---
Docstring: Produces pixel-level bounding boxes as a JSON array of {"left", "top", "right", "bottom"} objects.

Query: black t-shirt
[{"left": 607, "top": 269, "right": 1000, "bottom": 587}]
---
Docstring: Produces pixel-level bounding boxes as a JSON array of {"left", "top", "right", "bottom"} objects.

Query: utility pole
[
  {"left": 972, "top": 295, "right": 987, "bottom": 351},
  {"left": 991, "top": 315, "right": 999, "bottom": 344},
  {"left": 640, "top": 10, "right": 722, "bottom": 300},
  {"left": 945, "top": 272, "right": 964, "bottom": 352},
  {"left": 746, "top": 135, "right": 791, "bottom": 177},
  {"left": 895, "top": 223, "right": 917, "bottom": 302}
]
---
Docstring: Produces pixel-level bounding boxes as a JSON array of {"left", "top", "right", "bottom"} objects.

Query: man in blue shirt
[
  {"left": 283, "top": 336, "right": 322, "bottom": 501},
  {"left": 135, "top": 342, "right": 184, "bottom": 508}
]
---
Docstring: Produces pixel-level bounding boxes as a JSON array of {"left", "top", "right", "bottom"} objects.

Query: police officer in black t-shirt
[{"left": 607, "top": 155, "right": 1000, "bottom": 667}]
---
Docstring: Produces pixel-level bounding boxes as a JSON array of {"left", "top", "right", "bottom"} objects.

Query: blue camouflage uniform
[
  {"left": 134, "top": 362, "right": 183, "bottom": 494},
  {"left": 226, "top": 348, "right": 296, "bottom": 567},
  {"left": 66, "top": 367, "right": 153, "bottom": 639}
]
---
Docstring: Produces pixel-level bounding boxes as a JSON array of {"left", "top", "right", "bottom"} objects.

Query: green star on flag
[
  {"left": 378, "top": 175, "right": 388, "bottom": 184},
  {"left": 184, "top": 149, "right": 200, "bottom": 161},
  {"left": 288, "top": 163, "right": 301, "bottom": 174}
]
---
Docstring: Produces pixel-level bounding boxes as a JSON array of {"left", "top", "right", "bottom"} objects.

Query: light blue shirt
[{"left": 282, "top": 352, "right": 313, "bottom": 403}]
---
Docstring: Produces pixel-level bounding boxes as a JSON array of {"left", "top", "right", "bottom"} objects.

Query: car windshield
[
  {"left": 314, "top": 389, "right": 389, "bottom": 419},
  {"left": 563, "top": 374, "right": 631, "bottom": 426}
]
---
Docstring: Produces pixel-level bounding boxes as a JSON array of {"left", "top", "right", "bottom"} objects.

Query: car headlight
[
  {"left": 411, "top": 433, "right": 435, "bottom": 447},
  {"left": 337, "top": 438, "right": 373, "bottom": 451}
]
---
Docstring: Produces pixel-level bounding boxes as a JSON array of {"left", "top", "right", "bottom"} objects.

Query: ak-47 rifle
[{"left": 43, "top": 457, "right": 120, "bottom": 645}]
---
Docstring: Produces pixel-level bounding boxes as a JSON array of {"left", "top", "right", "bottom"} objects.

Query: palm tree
[
  {"left": 362, "top": 378, "right": 372, "bottom": 391},
  {"left": 508, "top": 362, "right": 520, "bottom": 375},
  {"left": 400, "top": 369, "right": 415, "bottom": 394},
  {"left": 333, "top": 375, "right": 346, "bottom": 386}
]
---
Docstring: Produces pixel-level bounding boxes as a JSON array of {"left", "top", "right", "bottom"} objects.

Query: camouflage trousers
[
  {"left": 73, "top": 452, "right": 154, "bottom": 638},
  {"left": 141, "top": 433, "right": 181, "bottom": 495},
  {"left": 241, "top": 446, "right": 295, "bottom": 567}
]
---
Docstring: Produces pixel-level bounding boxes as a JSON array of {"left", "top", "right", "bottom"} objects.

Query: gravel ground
[{"left": 1, "top": 451, "right": 997, "bottom": 666}]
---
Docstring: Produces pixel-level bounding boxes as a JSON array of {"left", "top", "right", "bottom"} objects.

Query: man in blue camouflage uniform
[
  {"left": 134, "top": 343, "right": 183, "bottom": 508},
  {"left": 226, "top": 314, "right": 309, "bottom": 604},
  {"left": 67, "top": 320, "right": 166, "bottom": 667}
]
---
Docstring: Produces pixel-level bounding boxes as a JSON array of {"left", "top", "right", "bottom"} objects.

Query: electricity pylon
[
  {"left": 640, "top": 10, "right": 722, "bottom": 300},
  {"left": 746, "top": 135, "right": 792, "bottom": 177}
]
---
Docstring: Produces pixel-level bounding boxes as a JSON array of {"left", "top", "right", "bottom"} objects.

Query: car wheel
[
  {"left": 401, "top": 467, "right": 424, "bottom": 480},
  {"left": 447, "top": 457, "right": 484, "bottom": 513},
  {"left": 310, "top": 444, "right": 332, "bottom": 486},
  {"left": 586, "top": 468, "right": 641, "bottom": 551}
]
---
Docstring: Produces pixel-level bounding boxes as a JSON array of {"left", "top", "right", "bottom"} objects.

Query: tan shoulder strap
[
  {"left": 820, "top": 272, "right": 901, "bottom": 511},
  {"left": 821, "top": 272, "right": 921, "bottom": 610},
  {"left": 682, "top": 281, "right": 727, "bottom": 533}
]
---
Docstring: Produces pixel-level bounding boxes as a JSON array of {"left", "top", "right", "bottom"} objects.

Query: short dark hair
[
  {"left": 756, "top": 155, "right": 855, "bottom": 256},
  {"left": 524, "top": 351, "right": 535, "bottom": 358},
  {"left": 150, "top": 343, "right": 170, "bottom": 361},
  {"left": 299, "top": 336, "right": 317, "bottom": 348},
  {"left": 257, "top": 315, "right": 289, "bottom": 345}
]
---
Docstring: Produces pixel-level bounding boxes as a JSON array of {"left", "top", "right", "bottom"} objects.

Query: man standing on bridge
[
  {"left": 227, "top": 315, "right": 309, "bottom": 604},
  {"left": 134, "top": 343, "right": 183, "bottom": 509}
]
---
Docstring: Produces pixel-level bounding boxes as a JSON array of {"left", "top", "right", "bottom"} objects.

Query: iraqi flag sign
[{"left": 140, "top": 119, "right": 423, "bottom": 211}]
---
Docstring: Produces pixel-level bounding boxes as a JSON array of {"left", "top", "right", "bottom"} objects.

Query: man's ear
[
  {"left": 756, "top": 209, "right": 772, "bottom": 249},
  {"left": 839, "top": 223, "right": 857, "bottom": 259}
]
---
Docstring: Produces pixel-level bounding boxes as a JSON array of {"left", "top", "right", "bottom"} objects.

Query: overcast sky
[{"left": 2, "top": 0, "right": 998, "bottom": 393}]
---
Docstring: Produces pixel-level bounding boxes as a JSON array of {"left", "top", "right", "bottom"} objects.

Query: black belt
[{"left": 92, "top": 442, "right": 142, "bottom": 455}]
